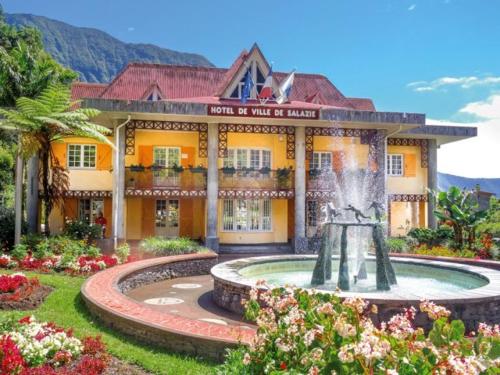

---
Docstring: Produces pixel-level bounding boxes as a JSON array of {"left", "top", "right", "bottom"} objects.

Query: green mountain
[{"left": 5, "top": 13, "right": 214, "bottom": 83}]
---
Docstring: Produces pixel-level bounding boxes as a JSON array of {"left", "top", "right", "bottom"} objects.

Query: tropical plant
[
  {"left": 0, "top": 84, "right": 113, "bottom": 234},
  {"left": 430, "top": 186, "right": 488, "bottom": 249},
  {"left": 477, "top": 196, "right": 500, "bottom": 238},
  {"left": 0, "top": 8, "right": 76, "bottom": 107}
]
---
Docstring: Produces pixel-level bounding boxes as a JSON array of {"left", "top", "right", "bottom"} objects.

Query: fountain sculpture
[{"left": 311, "top": 201, "right": 397, "bottom": 291}]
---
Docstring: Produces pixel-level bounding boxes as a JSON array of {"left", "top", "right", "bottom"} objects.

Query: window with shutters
[
  {"left": 222, "top": 199, "right": 271, "bottom": 232},
  {"left": 387, "top": 154, "right": 404, "bottom": 176},
  {"left": 68, "top": 144, "right": 96, "bottom": 168}
]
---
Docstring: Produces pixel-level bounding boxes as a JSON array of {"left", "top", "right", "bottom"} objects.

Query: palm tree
[{"left": 0, "top": 83, "right": 114, "bottom": 234}]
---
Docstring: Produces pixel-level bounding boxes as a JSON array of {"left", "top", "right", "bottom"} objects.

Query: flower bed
[
  {"left": 220, "top": 283, "right": 500, "bottom": 374},
  {"left": 0, "top": 254, "right": 119, "bottom": 275},
  {"left": 0, "top": 316, "right": 110, "bottom": 374},
  {"left": 0, "top": 273, "right": 52, "bottom": 310}
]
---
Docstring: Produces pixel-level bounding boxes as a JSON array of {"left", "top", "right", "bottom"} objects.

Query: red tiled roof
[
  {"left": 346, "top": 98, "right": 375, "bottom": 111},
  {"left": 71, "top": 82, "right": 107, "bottom": 100},
  {"left": 71, "top": 49, "right": 375, "bottom": 111}
]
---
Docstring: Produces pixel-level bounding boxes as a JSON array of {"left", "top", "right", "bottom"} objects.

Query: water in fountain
[{"left": 312, "top": 123, "right": 381, "bottom": 283}]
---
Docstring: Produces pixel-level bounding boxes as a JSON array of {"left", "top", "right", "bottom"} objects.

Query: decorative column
[
  {"left": 26, "top": 154, "right": 39, "bottom": 233},
  {"left": 14, "top": 149, "right": 23, "bottom": 245},
  {"left": 112, "top": 124, "right": 126, "bottom": 243},
  {"left": 427, "top": 139, "right": 438, "bottom": 229},
  {"left": 373, "top": 129, "right": 387, "bottom": 207},
  {"left": 205, "top": 122, "right": 219, "bottom": 251},
  {"left": 294, "top": 126, "right": 308, "bottom": 253}
]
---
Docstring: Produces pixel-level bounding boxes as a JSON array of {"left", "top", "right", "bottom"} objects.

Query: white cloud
[
  {"left": 408, "top": 4, "right": 417, "bottom": 11},
  {"left": 459, "top": 94, "right": 500, "bottom": 120},
  {"left": 127, "top": 27, "right": 135, "bottom": 32},
  {"left": 432, "top": 94, "right": 500, "bottom": 178},
  {"left": 407, "top": 75, "right": 500, "bottom": 92}
]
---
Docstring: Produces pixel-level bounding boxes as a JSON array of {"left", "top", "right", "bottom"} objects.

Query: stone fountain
[{"left": 311, "top": 201, "right": 397, "bottom": 291}]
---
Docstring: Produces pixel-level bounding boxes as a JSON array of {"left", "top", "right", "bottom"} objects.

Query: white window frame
[
  {"left": 229, "top": 61, "right": 266, "bottom": 99},
  {"left": 311, "top": 151, "right": 332, "bottom": 170},
  {"left": 223, "top": 148, "right": 272, "bottom": 169},
  {"left": 387, "top": 154, "right": 404, "bottom": 176},
  {"left": 78, "top": 198, "right": 103, "bottom": 224},
  {"left": 67, "top": 144, "right": 97, "bottom": 169},
  {"left": 222, "top": 199, "right": 272, "bottom": 232}
]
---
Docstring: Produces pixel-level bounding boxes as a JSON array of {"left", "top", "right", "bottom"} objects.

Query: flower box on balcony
[
  {"left": 222, "top": 166, "right": 236, "bottom": 175},
  {"left": 189, "top": 165, "right": 207, "bottom": 173},
  {"left": 129, "top": 165, "right": 145, "bottom": 172}
]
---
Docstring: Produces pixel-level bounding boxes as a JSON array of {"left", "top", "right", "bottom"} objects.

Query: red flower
[
  {"left": 18, "top": 316, "right": 32, "bottom": 325},
  {"left": 82, "top": 336, "right": 106, "bottom": 356},
  {"left": 0, "top": 336, "right": 25, "bottom": 374},
  {"left": 280, "top": 361, "right": 287, "bottom": 370}
]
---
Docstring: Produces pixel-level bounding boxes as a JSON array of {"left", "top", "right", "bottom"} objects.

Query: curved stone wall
[
  {"left": 212, "top": 255, "right": 500, "bottom": 331},
  {"left": 81, "top": 252, "right": 254, "bottom": 361}
]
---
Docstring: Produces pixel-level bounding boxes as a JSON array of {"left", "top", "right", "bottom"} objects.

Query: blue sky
[{"left": 3, "top": 0, "right": 500, "bottom": 177}]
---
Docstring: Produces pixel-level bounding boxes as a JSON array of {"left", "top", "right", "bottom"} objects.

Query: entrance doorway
[{"left": 155, "top": 199, "right": 179, "bottom": 237}]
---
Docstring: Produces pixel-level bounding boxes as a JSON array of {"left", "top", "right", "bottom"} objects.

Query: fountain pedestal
[{"left": 311, "top": 221, "right": 397, "bottom": 291}]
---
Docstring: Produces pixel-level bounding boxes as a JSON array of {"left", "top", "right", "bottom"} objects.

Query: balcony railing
[
  {"left": 219, "top": 168, "right": 294, "bottom": 191},
  {"left": 125, "top": 166, "right": 207, "bottom": 190}
]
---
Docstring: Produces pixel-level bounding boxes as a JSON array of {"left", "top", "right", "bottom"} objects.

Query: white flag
[{"left": 276, "top": 70, "right": 295, "bottom": 104}]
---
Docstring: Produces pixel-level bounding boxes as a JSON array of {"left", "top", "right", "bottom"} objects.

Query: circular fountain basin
[{"left": 211, "top": 255, "right": 500, "bottom": 330}]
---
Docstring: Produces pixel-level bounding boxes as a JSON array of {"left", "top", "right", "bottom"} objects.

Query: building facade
[{"left": 49, "top": 44, "right": 476, "bottom": 251}]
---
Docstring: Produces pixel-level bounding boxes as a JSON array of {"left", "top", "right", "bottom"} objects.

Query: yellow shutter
[
  {"left": 404, "top": 153, "right": 417, "bottom": 177},
  {"left": 51, "top": 143, "right": 67, "bottom": 168},
  {"left": 180, "top": 146, "right": 195, "bottom": 167},
  {"left": 96, "top": 144, "right": 112, "bottom": 170},
  {"left": 138, "top": 145, "right": 154, "bottom": 166}
]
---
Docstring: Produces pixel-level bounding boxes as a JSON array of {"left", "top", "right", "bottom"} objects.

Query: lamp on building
[{"left": 278, "top": 135, "right": 284, "bottom": 142}]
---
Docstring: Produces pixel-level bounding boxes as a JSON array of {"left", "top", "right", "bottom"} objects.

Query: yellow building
[{"left": 48, "top": 44, "right": 476, "bottom": 251}]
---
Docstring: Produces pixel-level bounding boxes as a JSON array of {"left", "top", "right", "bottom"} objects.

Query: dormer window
[
  {"left": 229, "top": 62, "right": 267, "bottom": 99},
  {"left": 147, "top": 90, "right": 162, "bottom": 101}
]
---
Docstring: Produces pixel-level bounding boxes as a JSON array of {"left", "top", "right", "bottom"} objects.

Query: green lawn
[{"left": 0, "top": 271, "right": 217, "bottom": 375}]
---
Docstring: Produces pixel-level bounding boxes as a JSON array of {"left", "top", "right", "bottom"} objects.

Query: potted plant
[
  {"left": 189, "top": 164, "right": 207, "bottom": 173},
  {"left": 260, "top": 166, "right": 271, "bottom": 176},
  {"left": 172, "top": 164, "right": 184, "bottom": 173},
  {"left": 222, "top": 166, "right": 236, "bottom": 175},
  {"left": 129, "top": 164, "right": 145, "bottom": 172},
  {"left": 276, "top": 166, "right": 293, "bottom": 189}
]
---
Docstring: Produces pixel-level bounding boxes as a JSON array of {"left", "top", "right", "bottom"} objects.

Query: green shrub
[
  {"left": 20, "top": 233, "right": 44, "bottom": 250},
  {"left": 115, "top": 243, "right": 130, "bottom": 264},
  {"left": 33, "top": 240, "right": 52, "bottom": 259},
  {"left": 385, "top": 237, "right": 408, "bottom": 253},
  {"left": 11, "top": 243, "right": 29, "bottom": 260},
  {"left": 407, "top": 225, "right": 453, "bottom": 247},
  {"left": 139, "top": 237, "right": 204, "bottom": 256},
  {"left": 34, "top": 236, "right": 88, "bottom": 258},
  {"left": 0, "top": 207, "right": 16, "bottom": 250},
  {"left": 63, "top": 220, "right": 102, "bottom": 243},
  {"left": 85, "top": 245, "right": 101, "bottom": 258}
]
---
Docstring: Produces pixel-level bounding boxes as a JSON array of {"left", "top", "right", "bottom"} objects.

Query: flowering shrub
[
  {"left": 0, "top": 253, "right": 120, "bottom": 275},
  {"left": 219, "top": 284, "right": 500, "bottom": 374},
  {"left": 0, "top": 316, "right": 109, "bottom": 374},
  {"left": 0, "top": 273, "right": 40, "bottom": 302},
  {"left": 412, "top": 245, "right": 477, "bottom": 259}
]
